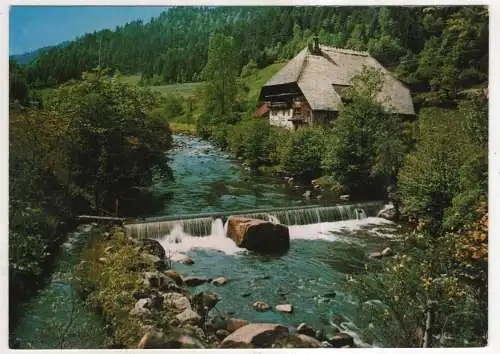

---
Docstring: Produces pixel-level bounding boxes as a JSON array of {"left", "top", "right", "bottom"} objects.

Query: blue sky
[{"left": 9, "top": 6, "right": 170, "bottom": 55}]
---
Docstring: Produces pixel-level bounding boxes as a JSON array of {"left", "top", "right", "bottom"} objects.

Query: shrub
[
  {"left": 228, "top": 119, "right": 273, "bottom": 167},
  {"left": 276, "top": 126, "right": 326, "bottom": 181}
]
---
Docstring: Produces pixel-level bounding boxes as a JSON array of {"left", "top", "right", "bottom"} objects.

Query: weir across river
[{"left": 123, "top": 201, "right": 384, "bottom": 239}]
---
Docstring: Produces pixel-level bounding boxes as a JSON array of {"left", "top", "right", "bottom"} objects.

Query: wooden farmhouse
[{"left": 257, "top": 38, "right": 415, "bottom": 130}]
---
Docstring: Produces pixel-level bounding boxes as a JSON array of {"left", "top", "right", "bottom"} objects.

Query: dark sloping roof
[{"left": 262, "top": 45, "right": 415, "bottom": 115}]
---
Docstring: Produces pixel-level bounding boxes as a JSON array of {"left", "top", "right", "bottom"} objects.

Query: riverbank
[
  {"left": 11, "top": 224, "right": 112, "bottom": 349},
  {"left": 74, "top": 218, "right": 401, "bottom": 349}
]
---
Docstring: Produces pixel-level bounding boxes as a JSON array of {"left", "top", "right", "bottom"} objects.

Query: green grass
[
  {"left": 121, "top": 61, "right": 286, "bottom": 102},
  {"left": 120, "top": 62, "right": 288, "bottom": 131},
  {"left": 240, "top": 61, "right": 287, "bottom": 103},
  {"left": 149, "top": 82, "right": 204, "bottom": 98},
  {"left": 119, "top": 74, "right": 142, "bottom": 86}
]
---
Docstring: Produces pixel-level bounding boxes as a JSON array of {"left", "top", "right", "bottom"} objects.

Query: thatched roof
[{"left": 262, "top": 45, "right": 415, "bottom": 115}]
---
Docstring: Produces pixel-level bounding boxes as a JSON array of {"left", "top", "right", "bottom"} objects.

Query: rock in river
[
  {"left": 170, "top": 252, "right": 194, "bottom": 265},
  {"left": 227, "top": 217, "right": 290, "bottom": 253},
  {"left": 221, "top": 323, "right": 289, "bottom": 348},
  {"left": 275, "top": 304, "right": 293, "bottom": 313},
  {"left": 212, "top": 277, "right": 229, "bottom": 286},
  {"left": 293, "top": 334, "right": 321, "bottom": 348},
  {"left": 226, "top": 318, "right": 250, "bottom": 332},
  {"left": 183, "top": 276, "right": 210, "bottom": 287},
  {"left": 296, "top": 323, "right": 315, "bottom": 337},
  {"left": 252, "top": 301, "right": 270, "bottom": 312},
  {"left": 328, "top": 332, "right": 354, "bottom": 348}
]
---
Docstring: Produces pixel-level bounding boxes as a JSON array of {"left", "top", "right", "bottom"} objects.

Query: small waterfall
[
  {"left": 236, "top": 201, "right": 381, "bottom": 226},
  {"left": 356, "top": 209, "right": 367, "bottom": 220},
  {"left": 267, "top": 214, "right": 281, "bottom": 224},
  {"left": 211, "top": 218, "right": 225, "bottom": 238},
  {"left": 125, "top": 217, "right": 213, "bottom": 239},
  {"left": 124, "top": 201, "right": 383, "bottom": 241}
]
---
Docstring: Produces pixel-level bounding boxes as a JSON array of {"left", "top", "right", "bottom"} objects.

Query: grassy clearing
[
  {"left": 119, "top": 74, "right": 142, "bottom": 86},
  {"left": 120, "top": 62, "right": 287, "bottom": 135},
  {"left": 149, "top": 82, "right": 204, "bottom": 98},
  {"left": 240, "top": 61, "right": 287, "bottom": 103}
]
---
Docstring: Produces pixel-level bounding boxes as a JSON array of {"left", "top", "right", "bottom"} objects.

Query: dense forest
[
  {"left": 10, "top": 5, "right": 488, "bottom": 348},
  {"left": 14, "top": 6, "right": 487, "bottom": 106}
]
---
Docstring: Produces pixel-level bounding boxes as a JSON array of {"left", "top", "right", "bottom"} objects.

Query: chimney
[{"left": 313, "top": 35, "right": 320, "bottom": 54}]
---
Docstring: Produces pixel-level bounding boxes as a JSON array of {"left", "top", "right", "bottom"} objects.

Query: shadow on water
[{"left": 12, "top": 226, "right": 112, "bottom": 349}]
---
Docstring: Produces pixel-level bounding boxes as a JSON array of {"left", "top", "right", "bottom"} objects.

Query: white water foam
[
  {"left": 155, "top": 216, "right": 394, "bottom": 255},
  {"left": 158, "top": 218, "right": 244, "bottom": 256},
  {"left": 289, "top": 217, "right": 394, "bottom": 241}
]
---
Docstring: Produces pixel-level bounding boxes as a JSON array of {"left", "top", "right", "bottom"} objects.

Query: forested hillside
[{"left": 18, "top": 6, "right": 488, "bottom": 106}]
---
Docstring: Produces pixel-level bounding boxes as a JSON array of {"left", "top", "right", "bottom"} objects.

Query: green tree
[
  {"left": 162, "top": 95, "right": 185, "bottom": 120},
  {"left": 228, "top": 118, "right": 274, "bottom": 167},
  {"left": 202, "top": 33, "right": 239, "bottom": 121},
  {"left": 277, "top": 126, "right": 326, "bottom": 181},
  {"left": 322, "top": 67, "right": 408, "bottom": 198},
  {"left": 10, "top": 60, "right": 29, "bottom": 105},
  {"left": 44, "top": 69, "right": 173, "bottom": 215},
  {"left": 397, "top": 93, "right": 486, "bottom": 234}
]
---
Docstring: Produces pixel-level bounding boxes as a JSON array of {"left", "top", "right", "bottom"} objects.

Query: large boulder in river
[
  {"left": 227, "top": 217, "right": 289, "bottom": 254},
  {"left": 221, "top": 323, "right": 289, "bottom": 348}
]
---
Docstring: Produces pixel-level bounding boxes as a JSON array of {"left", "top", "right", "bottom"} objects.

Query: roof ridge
[{"left": 320, "top": 45, "right": 369, "bottom": 57}]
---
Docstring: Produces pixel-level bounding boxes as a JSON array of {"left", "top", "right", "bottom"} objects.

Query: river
[{"left": 14, "top": 133, "right": 398, "bottom": 348}]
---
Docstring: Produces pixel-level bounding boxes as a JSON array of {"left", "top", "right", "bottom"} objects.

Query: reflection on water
[{"left": 13, "top": 226, "right": 111, "bottom": 349}]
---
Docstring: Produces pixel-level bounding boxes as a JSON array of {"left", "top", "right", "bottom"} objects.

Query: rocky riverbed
[{"left": 86, "top": 226, "right": 372, "bottom": 349}]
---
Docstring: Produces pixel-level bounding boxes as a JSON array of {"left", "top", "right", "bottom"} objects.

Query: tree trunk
[{"left": 423, "top": 303, "right": 434, "bottom": 348}]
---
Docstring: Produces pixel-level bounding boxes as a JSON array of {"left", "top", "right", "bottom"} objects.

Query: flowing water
[
  {"left": 14, "top": 133, "right": 399, "bottom": 348},
  {"left": 127, "top": 134, "right": 400, "bottom": 347},
  {"left": 12, "top": 225, "right": 111, "bottom": 349}
]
